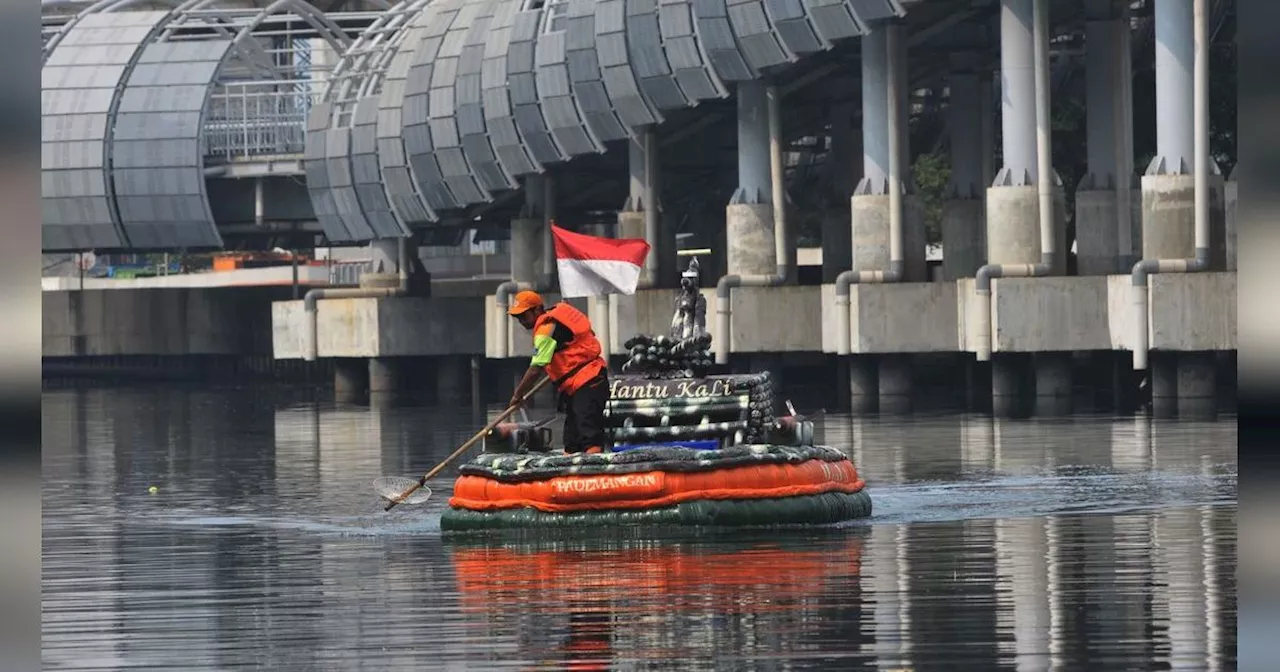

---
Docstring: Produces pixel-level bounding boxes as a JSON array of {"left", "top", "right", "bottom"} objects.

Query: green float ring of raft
[{"left": 440, "top": 489, "right": 872, "bottom": 532}]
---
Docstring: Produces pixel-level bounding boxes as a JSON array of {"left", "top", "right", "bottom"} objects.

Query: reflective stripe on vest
[{"left": 534, "top": 302, "right": 605, "bottom": 394}]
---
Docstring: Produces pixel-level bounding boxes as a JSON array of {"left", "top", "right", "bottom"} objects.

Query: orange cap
[{"left": 508, "top": 290, "right": 544, "bottom": 316}]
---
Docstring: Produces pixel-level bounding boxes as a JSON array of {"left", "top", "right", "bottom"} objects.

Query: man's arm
[{"left": 509, "top": 322, "right": 559, "bottom": 406}]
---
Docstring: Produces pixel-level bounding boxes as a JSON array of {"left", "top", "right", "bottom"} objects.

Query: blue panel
[
  {"left": 510, "top": 8, "right": 565, "bottom": 166},
  {"left": 692, "top": 0, "right": 757, "bottom": 81},
  {"left": 42, "top": 10, "right": 170, "bottom": 251},
  {"left": 304, "top": 104, "right": 353, "bottom": 241},
  {"left": 351, "top": 97, "right": 411, "bottom": 238},
  {"left": 564, "top": 3, "right": 629, "bottom": 142},
  {"left": 846, "top": 0, "right": 904, "bottom": 22},
  {"left": 659, "top": 0, "right": 728, "bottom": 102},
  {"left": 110, "top": 37, "right": 231, "bottom": 249},
  {"left": 483, "top": 0, "right": 540, "bottom": 178},
  {"left": 535, "top": 25, "right": 603, "bottom": 159},
  {"left": 727, "top": 0, "right": 792, "bottom": 70},
  {"left": 596, "top": 0, "right": 659, "bottom": 130},
  {"left": 626, "top": 0, "right": 692, "bottom": 111},
  {"left": 377, "top": 13, "right": 438, "bottom": 226},
  {"left": 803, "top": 0, "right": 869, "bottom": 41},
  {"left": 403, "top": 0, "right": 466, "bottom": 213}
]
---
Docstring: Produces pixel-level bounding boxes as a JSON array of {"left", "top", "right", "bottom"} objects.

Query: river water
[{"left": 42, "top": 384, "right": 1237, "bottom": 670}]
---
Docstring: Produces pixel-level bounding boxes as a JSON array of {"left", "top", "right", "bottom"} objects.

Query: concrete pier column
[
  {"left": 368, "top": 357, "right": 401, "bottom": 394},
  {"left": 435, "top": 355, "right": 470, "bottom": 404},
  {"left": 998, "top": 0, "right": 1036, "bottom": 184},
  {"left": 334, "top": 358, "right": 367, "bottom": 401},
  {"left": 879, "top": 355, "right": 912, "bottom": 414},
  {"left": 620, "top": 125, "right": 668, "bottom": 286},
  {"left": 992, "top": 353, "right": 1031, "bottom": 417},
  {"left": 822, "top": 103, "right": 859, "bottom": 282},
  {"left": 512, "top": 174, "right": 554, "bottom": 287},
  {"left": 860, "top": 27, "right": 889, "bottom": 193},
  {"left": 1225, "top": 167, "right": 1237, "bottom": 270},
  {"left": 1149, "top": 351, "right": 1178, "bottom": 418},
  {"left": 1034, "top": 352, "right": 1073, "bottom": 415},
  {"left": 727, "top": 80, "right": 776, "bottom": 275},
  {"left": 368, "top": 239, "right": 401, "bottom": 273},
  {"left": 942, "top": 53, "right": 986, "bottom": 280},
  {"left": 848, "top": 355, "right": 878, "bottom": 414},
  {"left": 1076, "top": 0, "right": 1139, "bottom": 275},
  {"left": 1177, "top": 351, "right": 1217, "bottom": 418},
  {"left": 1141, "top": 0, "right": 1225, "bottom": 266},
  {"left": 510, "top": 217, "right": 544, "bottom": 286},
  {"left": 988, "top": 0, "right": 1067, "bottom": 275},
  {"left": 852, "top": 21, "right": 926, "bottom": 281},
  {"left": 1034, "top": 352, "right": 1072, "bottom": 397}
]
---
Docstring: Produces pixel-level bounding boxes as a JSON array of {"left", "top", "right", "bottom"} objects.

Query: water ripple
[{"left": 42, "top": 387, "right": 1237, "bottom": 670}]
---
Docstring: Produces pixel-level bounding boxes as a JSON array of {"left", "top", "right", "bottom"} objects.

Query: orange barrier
[{"left": 448, "top": 458, "right": 863, "bottom": 513}]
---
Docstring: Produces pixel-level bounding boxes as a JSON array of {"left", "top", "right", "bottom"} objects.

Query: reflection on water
[{"left": 42, "top": 386, "right": 1237, "bottom": 670}]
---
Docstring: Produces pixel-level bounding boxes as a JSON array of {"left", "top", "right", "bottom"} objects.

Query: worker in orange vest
[{"left": 507, "top": 290, "right": 609, "bottom": 455}]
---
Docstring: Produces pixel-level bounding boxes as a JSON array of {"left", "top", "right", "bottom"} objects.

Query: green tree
[{"left": 912, "top": 152, "right": 950, "bottom": 244}]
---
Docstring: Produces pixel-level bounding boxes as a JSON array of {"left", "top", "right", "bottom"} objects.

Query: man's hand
[{"left": 507, "top": 393, "right": 523, "bottom": 410}]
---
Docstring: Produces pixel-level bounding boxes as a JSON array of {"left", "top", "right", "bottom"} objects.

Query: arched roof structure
[
  {"left": 302, "top": 0, "right": 904, "bottom": 244},
  {"left": 41, "top": 0, "right": 354, "bottom": 251},
  {"left": 42, "top": 0, "right": 908, "bottom": 249}
]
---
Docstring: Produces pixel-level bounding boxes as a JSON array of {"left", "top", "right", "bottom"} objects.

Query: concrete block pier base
[
  {"left": 1177, "top": 351, "right": 1218, "bottom": 418},
  {"left": 986, "top": 185, "right": 1068, "bottom": 273},
  {"left": 992, "top": 353, "right": 1032, "bottom": 417},
  {"left": 1034, "top": 352, "right": 1073, "bottom": 416},
  {"left": 1140, "top": 174, "right": 1227, "bottom": 268},
  {"left": 369, "top": 357, "right": 401, "bottom": 395},
  {"left": 435, "top": 355, "right": 472, "bottom": 404},
  {"left": 941, "top": 199, "right": 985, "bottom": 280},
  {"left": 1075, "top": 187, "right": 1142, "bottom": 275},
  {"left": 851, "top": 194, "right": 928, "bottom": 282},
  {"left": 848, "top": 355, "right": 878, "bottom": 414},
  {"left": 334, "top": 359, "right": 367, "bottom": 402},
  {"left": 879, "top": 355, "right": 912, "bottom": 414},
  {"left": 842, "top": 354, "right": 913, "bottom": 415},
  {"left": 726, "top": 204, "right": 777, "bottom": 275}
]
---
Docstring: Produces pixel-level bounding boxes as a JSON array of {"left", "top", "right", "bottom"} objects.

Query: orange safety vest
[{"left": 534, "top": 302, "right": 605, "bottom": 395}]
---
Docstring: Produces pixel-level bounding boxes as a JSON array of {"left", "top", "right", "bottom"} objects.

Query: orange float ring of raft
[
  {"left": 448, "top": 458, "right": 864, "bottom": 513},
  {"left": 439, "top": 444, "right": 873, "bottom": 531}
]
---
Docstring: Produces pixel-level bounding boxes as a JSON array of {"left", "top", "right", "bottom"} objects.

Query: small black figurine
[{"left": 669, "top": 257, "right": 707, "bottom": 343}]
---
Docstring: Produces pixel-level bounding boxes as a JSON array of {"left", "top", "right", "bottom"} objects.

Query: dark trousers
[{"left": 561, "top": 373, "right": 609, "bottom": 453}]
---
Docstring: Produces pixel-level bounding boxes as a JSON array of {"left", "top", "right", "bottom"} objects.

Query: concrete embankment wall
[{"left": 42, "top": 287, "right": 320, "bottom": 381}]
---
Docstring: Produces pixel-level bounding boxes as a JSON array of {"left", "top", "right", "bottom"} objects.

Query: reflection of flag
[{"left": 552, "top": 224, "right": 651, "bottom": 298}]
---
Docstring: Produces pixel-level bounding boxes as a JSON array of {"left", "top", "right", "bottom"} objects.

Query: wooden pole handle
[{"left": 384, "top": 375, "right": 551, "bottom": 511}]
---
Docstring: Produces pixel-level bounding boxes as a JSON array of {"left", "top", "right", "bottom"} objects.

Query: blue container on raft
[{"left": 610, "top": 440, "right": 721, "bottom": 453}]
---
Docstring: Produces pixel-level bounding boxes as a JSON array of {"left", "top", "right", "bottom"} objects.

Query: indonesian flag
[{"left": 552, "top": 224, "right": 651, "bottom": 298}]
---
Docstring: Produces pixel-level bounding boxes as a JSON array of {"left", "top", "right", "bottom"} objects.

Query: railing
[{"left": 204, "top": 78, "right": 325, "bottom": 161}]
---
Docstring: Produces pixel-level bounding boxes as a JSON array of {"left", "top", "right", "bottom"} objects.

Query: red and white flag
[{"left": 552, "top": 224, "right": 651, "bottom": 298}]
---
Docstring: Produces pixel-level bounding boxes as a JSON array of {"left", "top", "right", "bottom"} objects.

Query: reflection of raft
[
  {"left": 448, "top": 532, "right": 867, "bottom": 616},
  {"left": 441, "top": 370, "right": 872, "bottom": 532}
]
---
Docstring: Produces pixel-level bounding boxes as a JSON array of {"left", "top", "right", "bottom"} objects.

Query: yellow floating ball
[{"left": 148, "top": 486, "right": 159, "bottom": 494}]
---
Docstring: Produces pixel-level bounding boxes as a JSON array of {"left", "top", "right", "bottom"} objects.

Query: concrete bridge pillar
[
  {"left": 1141, "top": 0, "right": 1226, "bottom": 268},
  {"left": 852, "top": 21, "right": 926, "bottom": 282},
  {"left": 1225, "top": 166, "right": 1237, "bottom": 270},
  {"left": 942, "top": 53, "right": 987, "bottom": 280},
  {"left": 368, "top": 239, "right": 401, "bottom": 274},
  {"left": 988, "top": 0, "right": 1067, "bottom": 407},
  {"left": 727, "top": 79, "right": 776, "bottom": 277},
  {"left": 822, "top": 103, "right": 859, "bottom": 283},
  {"left": 987, "top": 0, "right": 1067, "bottom": 274},
  {"left": 619, "top": 126, "right": 671, "bottom": 286},
  {"left": 368, "top": 357, "right": 402, "bottom": 395},
  {"left": 511, "top": 174, "right": 554, "bottom": 288},
  {"left": 1076, "top": 0, "right": 1139, "bottom": 275},
  {"left": 334, "top": 358, "right": 367, "bottom": 402}
]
